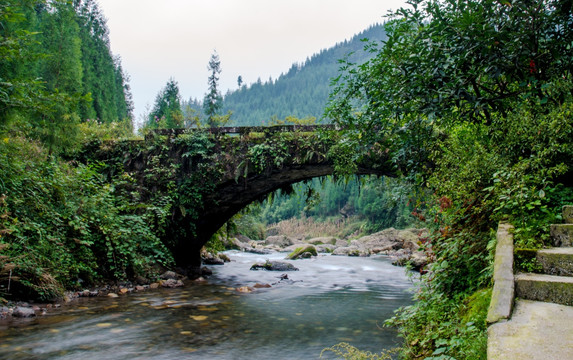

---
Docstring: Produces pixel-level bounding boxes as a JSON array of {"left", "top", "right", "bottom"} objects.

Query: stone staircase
[
  {"left": 488, "top": 206, "right": 573, "bottom": 360},
  {"left": 515, "top": 205, "right": 573, "bottom": 305}
]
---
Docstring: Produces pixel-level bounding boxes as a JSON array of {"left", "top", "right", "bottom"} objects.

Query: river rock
[
  {"left": 264, "top": 235, "right": 294, "bottom": 248},
  {"left": 0, "top": 307, "right": 12, "bottom": 319},
  {"left": 203, "top": 252, "right": 225, "bottom": 265},
  {"left": 282, "top": 243, "right": 308, "bottom": 253},
  {"left": 391, "top": 251, "right": 428, "bottom": 271},
  {"left": 315, "top": 244, "right": 336, "bottom": 253},
  {"left": 254, "top": 283, "right": 272, "bottom": 288},
  {"left": 12, "top": 306, "right": 36, "bottom": 318},
  {"left": 160, "top": 279, "right": 184, "bottom": 288},
  {"left": 245, "top": 247, "right": 275, "bottom": 255},
  {"left": 307, "top": 237, "right": 337, "bottom": 245},
  {"left": 160, "top": 271, "right": 178, "bottom": 280},
  {"left": 236, "top": 286, "right": 254, "bottom": 293},
  {"left": 250, "top": 260, "right": 299, "bottom": 271},
  {"left": 335, "top": 239, "right": 349, "bottom": 247},
  {"left": 286, "top": 245, "right": 318, "bottom": 260},
  {"left": 332, "top": 246, "right": 369, "bottom": 257}
]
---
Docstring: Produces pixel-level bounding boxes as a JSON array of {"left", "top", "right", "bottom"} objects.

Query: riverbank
[{"left": 0, "top": 269, "right": 207, "bottom": 321}]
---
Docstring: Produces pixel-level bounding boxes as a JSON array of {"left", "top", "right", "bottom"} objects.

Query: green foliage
[
  {"left": 0, "top": 0, "right": 133, "bottom": 151},
  {"left": 514, "top": 249, "right": 544, "bottom": 273},
  {"left": 244, "top": 176, "right": 416, "bottom": 231},
  {"left": 0, "top": 137, "right": 173, "bottom": 300},
  {"left": 386, "top": 289, "right": 490, "bottom": 360},
  {"left": 147, "top": 78, "right": 183, "bottom": 129},
  {"left": 325, "top": 1, "right": 573, "bottom": 359}
]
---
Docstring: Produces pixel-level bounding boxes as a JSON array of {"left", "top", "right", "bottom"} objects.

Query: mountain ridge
[{"left": 183, "top": 24, "right": 387, "bottom": 126}]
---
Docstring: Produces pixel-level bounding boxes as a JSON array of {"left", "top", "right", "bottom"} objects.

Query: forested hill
[{"left": 196, "top": 24, "right": 386, "bottom": 126}]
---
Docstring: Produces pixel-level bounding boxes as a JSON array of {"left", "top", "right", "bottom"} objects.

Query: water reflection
[{"left": 0, "top": 252, "right": 412, "bottom": 359}]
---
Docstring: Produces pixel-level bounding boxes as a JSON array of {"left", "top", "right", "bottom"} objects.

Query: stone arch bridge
[{"left": 89, "top": 125, "right": 393, "bottom": 273}]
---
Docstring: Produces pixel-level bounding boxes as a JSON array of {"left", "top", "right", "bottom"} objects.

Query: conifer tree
[
  {"left": 148, "top": 78, "right": 183, "bottom": 129},
  {"left": 203, "top": 51, "right": 222, "bottom": 127}
]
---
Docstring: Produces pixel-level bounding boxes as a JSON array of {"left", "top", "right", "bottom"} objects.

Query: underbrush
[{"left": 0, "top": 137, "right": 173, "bottom": 301}]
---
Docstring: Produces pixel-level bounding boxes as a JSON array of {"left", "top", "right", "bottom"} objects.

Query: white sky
[{"left": 96, "top": 0, "right": 407, "bottom": 124}]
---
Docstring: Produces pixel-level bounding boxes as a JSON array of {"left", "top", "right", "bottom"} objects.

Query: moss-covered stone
[
  {"left": 487, "top": 223, "right": 515, "bottom": 324},
  {"left": 536, "top": 248, "right": 573, "bottom": 276},
  {"left": 286, "top": 245, "right": 318, "bottom": 260},
  {"left": 515, "top": 273, "right": 573, "bottom": 306},
  {"left": 550, "top": 224, "right": 573, "bottom": 247},
  {"left": 250, "top": 260, "right": 299, "bottom": 271},
  {"left": 562, "top": 205, "right": 573, "bottom": 224}
]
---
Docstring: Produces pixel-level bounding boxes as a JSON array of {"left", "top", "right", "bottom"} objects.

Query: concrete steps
[
  {"left": 516, "top": 205, "right": 573, "bottom": 304},
  {"left": 537, "top": 247, "right": 573, "bottom": 276},
  {"left": 488, "top": 206, "right": 573, "bottom": 360},
  {"left": 515, "top": 273, "right": 573, "bottom": 306},
  {"left": 488, "top": 300, "right": 573, "bottom": 360},
  {"left": 550, "top": 223, "right": 573, "bottom": 247}
]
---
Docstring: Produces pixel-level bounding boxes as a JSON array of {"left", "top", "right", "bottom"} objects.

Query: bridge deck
[{"left": 146, "top": 124, "right": 336, "bottom": 140}]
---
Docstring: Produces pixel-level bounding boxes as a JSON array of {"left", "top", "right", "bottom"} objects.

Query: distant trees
[
  {"left": 221, "top": 25, "right": 387, "bottom": 126},
  {"left": 147, "top": 78, "right": 183, "bottom": 129},
  {"left": 251, "top": 176, "right": 415, "bottom": 231}
]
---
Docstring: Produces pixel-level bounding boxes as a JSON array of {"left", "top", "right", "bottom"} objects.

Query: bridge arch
[{"left": 117, "top": 126, "right": 393, "bottom": 274}]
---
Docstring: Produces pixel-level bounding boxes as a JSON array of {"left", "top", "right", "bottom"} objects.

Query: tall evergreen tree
[
  {"left": 203, "top": 51, "right": 222, "bottom": 126},
  {"left": 148, "top": 78, "right": 183, "bottom": 129},
  {"left": 74, "top": 0, "right": 132, "bottom": 123}
]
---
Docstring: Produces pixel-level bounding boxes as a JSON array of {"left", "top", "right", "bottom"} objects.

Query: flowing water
[{"left": 0, "top": 251, "right": 413, "bottom": 359}]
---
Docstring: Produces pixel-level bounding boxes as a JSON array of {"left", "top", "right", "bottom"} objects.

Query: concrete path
[{"left": 488, "top": 299, "right": 573, "bottom": 360}]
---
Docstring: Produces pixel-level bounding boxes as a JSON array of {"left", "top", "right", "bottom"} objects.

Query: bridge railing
[{"left": 144, "top": 124, "right": 335, "bottom": 140}]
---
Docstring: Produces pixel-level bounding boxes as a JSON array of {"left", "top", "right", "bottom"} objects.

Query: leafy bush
[{"left": 0, "top": 137, "right": 173, "bottom": 300}]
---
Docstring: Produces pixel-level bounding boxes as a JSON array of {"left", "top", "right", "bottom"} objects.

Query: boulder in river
[
  {"left": 250, "top": 260, "right": 299, "bottom": 271},
  {"left": 264, "top": 235, "right": 294, "bottom": 248},
  {"left": 391, "top": 251, "right": 428, "bottom": 271},
  {"left": 306, "top": 237, "right": 337, "bottom": 245},
  {"left": 286, "top": 245, "right": 318, "bottom": 260},
  {"left": 12, "top": 307, "right": 36, "bottom": 318},
  {"left": 332, "top": 246, "right": 369, "bottom": 257},
  {"left": 160, "top": 279, "right": 184, "bottom": 288},
  {"left": 160, "top": 271, "right": 178, "bottom": 280}
]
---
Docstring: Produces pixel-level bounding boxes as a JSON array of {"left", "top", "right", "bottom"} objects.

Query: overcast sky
[{"left": 96, "top": 0, "right": 407, "bottom": 124}]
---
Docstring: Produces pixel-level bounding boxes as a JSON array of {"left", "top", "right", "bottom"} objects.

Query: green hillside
[{"left": 182, "top": 24, "right": 387, "bottom": 126}]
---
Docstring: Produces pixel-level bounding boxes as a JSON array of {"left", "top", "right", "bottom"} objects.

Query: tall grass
[{"left": 267, "top": 215, "right": 366, "bottom": 240}]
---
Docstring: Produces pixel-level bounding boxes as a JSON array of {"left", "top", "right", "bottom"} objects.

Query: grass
[{"left": 266, "top": 215, "right": 367, "bottom": 240}]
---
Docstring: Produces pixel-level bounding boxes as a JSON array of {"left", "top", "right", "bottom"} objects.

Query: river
[{"left": 0, "top": 251, "right": 413, "bottom": 359}]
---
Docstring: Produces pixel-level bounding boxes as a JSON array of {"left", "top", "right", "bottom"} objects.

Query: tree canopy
[
  {"left": 147, "top": 78, "right": 183, "bottom": 129},
  {"left": 0, "top": 0, "right": 133, "bottom": 152}
]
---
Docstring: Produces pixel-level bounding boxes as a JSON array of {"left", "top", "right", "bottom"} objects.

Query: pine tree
[
  {"left": 203, "top": 51, "right": 222, "bottom": 127},
  {"left": 148, "top": 78, "right": 183, "bottom": 129}
]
